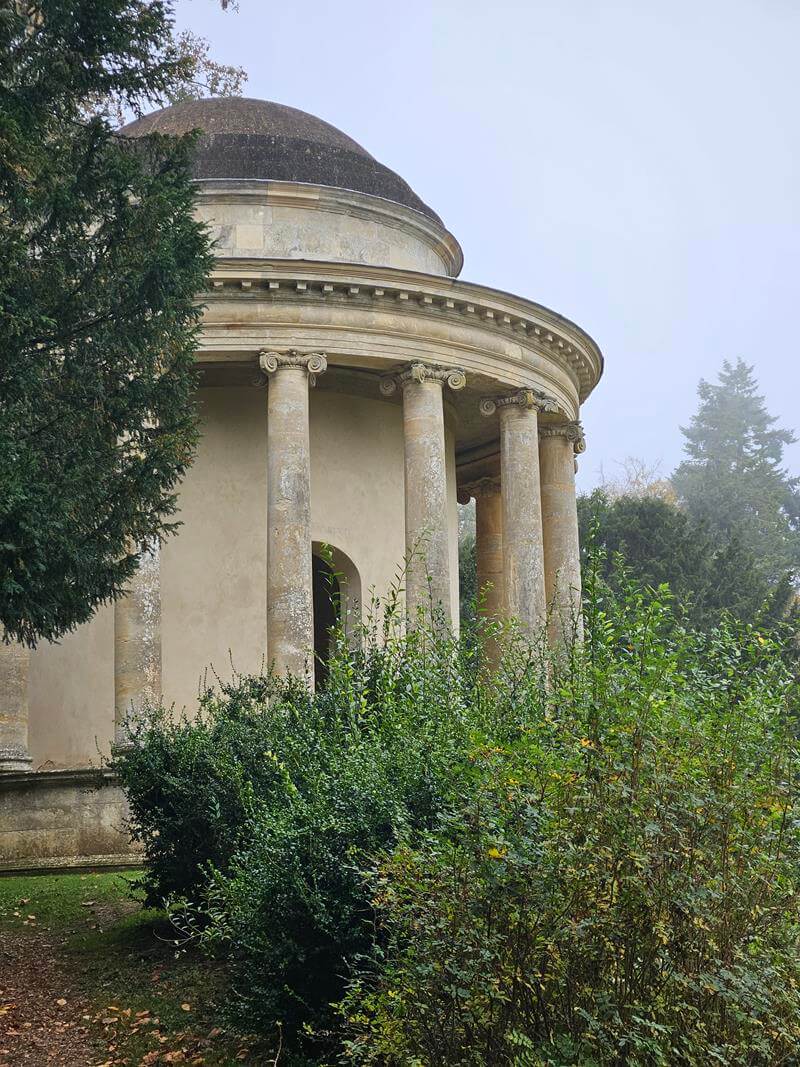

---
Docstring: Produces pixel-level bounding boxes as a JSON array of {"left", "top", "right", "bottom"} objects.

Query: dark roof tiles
[{"left": 121, "top": 98, "right": 442, "bottom": 225}]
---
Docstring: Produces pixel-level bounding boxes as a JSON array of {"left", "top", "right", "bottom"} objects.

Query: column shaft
[
  {"left": 474, "top": 483, "right": 504, "bottom": 620},
  {"left": 114, "top": 540, "right": 161, "bottom": 743},
  {"left": 267, "top": 363, "right": 315, "bottom": 681},
  {"left": 540, "top": 426, "right": 583, "bottom": 645},
  {"left": 402, "top": 378, "right": 452, "bottom": 624},
  {"left": 0, "top": 639, "right": 31, "bottom": 770},
  {"left": 499, "top": 403, "right": 546, "bottom": 635}
]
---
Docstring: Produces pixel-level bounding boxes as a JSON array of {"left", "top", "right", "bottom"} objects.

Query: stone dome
[{"left": 121, "top": 97, "right": 442, "bottom": 225}]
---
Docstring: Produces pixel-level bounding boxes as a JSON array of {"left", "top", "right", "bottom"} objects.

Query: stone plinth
[{"left": 0, "top": 770, "right": 140, "bottom": 873}]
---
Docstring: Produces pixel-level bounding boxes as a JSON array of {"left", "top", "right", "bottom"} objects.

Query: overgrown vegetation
[
  {"left": 115, "top": 591, "right": 514, "bottom": 1045},
  {"left": 115, "top": 563, "right": 800, "bottom": 1064},
  {"left": 342, "top": 573, "right": 800, "bottom": 1065}
]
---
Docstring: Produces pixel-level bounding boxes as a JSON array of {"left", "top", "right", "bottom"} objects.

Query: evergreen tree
[
  {"left": 576, "top": 490, "right": 785, "bottom": 630},
  {"left": 673, "top": 359, "right": 800, "bottom": 580},
  {"left": 0, "top": 1, "right": 216, "bottom": 645}
]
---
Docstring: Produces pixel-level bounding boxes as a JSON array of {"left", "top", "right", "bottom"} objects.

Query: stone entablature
[{"left": 199, "top": 260, "right": 602, "bottom": 405}]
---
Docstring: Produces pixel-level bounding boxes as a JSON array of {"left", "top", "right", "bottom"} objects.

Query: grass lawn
[{"left": 0, "top": 870, "right": 271, "bottom": 1066}]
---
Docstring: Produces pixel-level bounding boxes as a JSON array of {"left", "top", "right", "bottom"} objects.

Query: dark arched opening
[{"left": 313, "top": 553, "right": 340, "bottom": 687}]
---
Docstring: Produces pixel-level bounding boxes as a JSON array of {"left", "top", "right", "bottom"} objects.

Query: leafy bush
[
  {"left": 341, "top": 574, "right": 800, "bottom": 1066},
  {"left": 114, "top": 673, "right": 307, "bottom": 904},
  {"left": 115, "top": 594, "right": 540, "bottom": 1047},
  {"left": 117, "top": 566, "right": 800, "bottom": 1064}
]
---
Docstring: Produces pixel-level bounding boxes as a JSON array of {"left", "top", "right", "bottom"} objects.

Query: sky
[{"left": 174, "top": 0, "right": 800, "bottom": 491}]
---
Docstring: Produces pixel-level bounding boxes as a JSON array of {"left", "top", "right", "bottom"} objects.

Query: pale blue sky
[{"left": 175, "top": 0, "right": 800, "bottom": 490}]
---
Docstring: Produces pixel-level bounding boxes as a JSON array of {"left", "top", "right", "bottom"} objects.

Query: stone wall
[
  {"left": 25, "top": 384, "right": 427, "bottom": 769},
  {"left": 0, "top": 770, "right": 140, "bottom": 873}
]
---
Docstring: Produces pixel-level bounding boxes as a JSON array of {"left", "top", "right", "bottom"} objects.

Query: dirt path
[{"left": 0, "top": 928, "right": 101, "bottom": 1066}]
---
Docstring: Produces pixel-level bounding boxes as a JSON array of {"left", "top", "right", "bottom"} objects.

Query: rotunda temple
[{"left": 0, "top": 98, "right": 603, "bottom": 869}]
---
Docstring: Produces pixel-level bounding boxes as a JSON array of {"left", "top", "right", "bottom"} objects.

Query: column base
[{"left": 0, "top": 746, "right": 33, "bottom": 772}]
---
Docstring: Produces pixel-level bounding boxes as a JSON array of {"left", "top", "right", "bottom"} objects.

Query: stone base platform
[{"left": 0, "top": 769, "right": 142, "bottom": 874}]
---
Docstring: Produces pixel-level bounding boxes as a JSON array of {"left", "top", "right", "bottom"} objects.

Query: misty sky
[{"left": 174, "top": 0, "right": 800, "bottom": 490}]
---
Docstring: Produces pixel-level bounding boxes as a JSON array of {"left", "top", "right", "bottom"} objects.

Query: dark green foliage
[
  {"left": 458, "top": 529, "right": 477, "bottom": 625},
  {"left": 343, "top": 575, "right": 800, "bottom": 1066},
  {"left": 0, "top": 1, "right": 214, "bottom": 644},
  {"left": 577, "top": 490, "right": 789, "bottom": 630},
  {"left": 115, "top": 599, "right": 521, "bottom": 1047},
  {"left": 117, "top": 572, "right": 800, "bottom": 1063},
  {"left": 113, "top": 674, "right": 287, "bottom": 904},
  {"left": 673, "top": 358, "right": 800, "bottom": 580}
]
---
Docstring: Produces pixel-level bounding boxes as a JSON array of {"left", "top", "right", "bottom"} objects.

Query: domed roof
[{"left": 121, "top": 97, "right": 442, "bottom": 225}]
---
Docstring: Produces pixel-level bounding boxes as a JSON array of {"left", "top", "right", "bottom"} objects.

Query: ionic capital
[
  {"left": 479, "top": 388, "right": 559, "bottom": 418},
  {"left": 258, "top": 349, "right": 328, "bottom": 386},
  {"left": 380, "top": 361, "right": 467, "bottom": 397},
  {"left": 539, "top": 420, "right": 586, "bottom": 454}
]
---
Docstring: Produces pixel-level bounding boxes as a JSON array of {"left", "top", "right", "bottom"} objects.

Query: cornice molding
[{"left": 203, "top": 260, "right": 603, "bottom": 402}]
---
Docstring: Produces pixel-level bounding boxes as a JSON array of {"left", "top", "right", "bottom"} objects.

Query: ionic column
[
  {"left": 381, "top": 362, "right": 466, "bottom": 625},
  {"left": 0, "top": 638, "right": 32, "bottom": 770},
  {"left": 539, "top": 421, "right": 585, "bottom": 645},
  {"left": 261, "top": 349, "right": 327, "bottom": 682},
  {"left": 114, "top": 540, "right": 161, "bottom": 744},
  {"left": 481, "top": 388, "right": 558, "bottom": 638}
]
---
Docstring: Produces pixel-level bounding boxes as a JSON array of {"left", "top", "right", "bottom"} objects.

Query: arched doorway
[
  {"left": 312, "top": 553, "right": 340, "bottom": 687},
  {"left": 311, "top": 544, "right": 362, "bottom": 687}
]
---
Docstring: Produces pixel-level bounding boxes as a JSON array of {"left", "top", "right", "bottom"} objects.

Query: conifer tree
[
  {"left": 577, "top": 490, "right": 789, "bottom": 631},
  {"left": 0, "top": 1, "right": 218, "bottom": 645},
  {"left": 672, "top": 359, "right": 800, "bottom": 581}
]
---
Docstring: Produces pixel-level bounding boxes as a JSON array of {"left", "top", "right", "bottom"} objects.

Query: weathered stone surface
[
  {"left": 0, "top": 770, "right": 140, "bottom": 871},
  {"left": 473, "top": 478, "right": 504, "bottom": 623},
  {"left": 114, "top": 541, "right": 161, "bottom": 744},
  {"left": 499, "top": 403, "right": 546, "bottom": 636},
  {"left": 388, "top": 364, "right": 464, "bottom": 625},
  {"left": 540, "top": 424, "right": 584, "bottom": 645},
  {"left": 0, "top": 640, "right": 31, "bottom": 771},
  {"left": 264, "top": 352, "right": 325, "bottom": 681},
  {"left": 121, "top": 98, "right": 443, "bottom": 224}
]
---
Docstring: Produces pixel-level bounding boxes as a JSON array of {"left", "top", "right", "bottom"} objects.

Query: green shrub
[
  {"left": 341, "top": 577, "right": 800, "bottom": 1065},
  {"left": 115, "top": 594, "right": 542, "bottom": 1049},
  {"left": 117, "top": 566, "right": 800, "bottom": 1064},
  {"left": 113, "top": 673, "right": 311, "bottom": 904}
]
